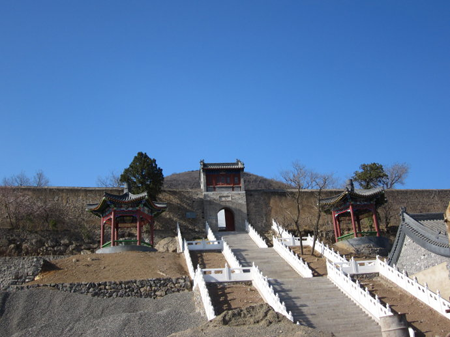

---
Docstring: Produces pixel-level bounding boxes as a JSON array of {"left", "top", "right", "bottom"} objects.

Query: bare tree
[
  {"left": 0, "top": 187, "right": 33, "bottom": 229},
  {"left": 2, "top": 170, "right": 50, "bottom": 187},
  {"left": 310, "top": 172, "right": 337, "bottom": 255},
  {"left": 96, "top": 171, "right": 123, "bottom": 188},
  {"left": 382, "top": 163, "right": 410, "bottom": 189},
  {"left": 2, "top": 171, "right": 31, "bottom": 186},
  {"left": 281, "top": 161, "right": 315, "bottom": 254},
  {"left": 32, "top": 170, "right": 50, "bottom": 187}
]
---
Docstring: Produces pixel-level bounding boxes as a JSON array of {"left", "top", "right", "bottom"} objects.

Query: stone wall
[
  {"left": 245, "top": 189, "right": 450, "bottom": 234},
  {"left": 157, "top": 189, "right": 205, "bottom": 238},
  {"left": 203, "top": 191, "right": 248, "bottom": 232},
  {"left": 396, "top": 236, "right": 450, "bottom": 275},
  {"left": 0, "top": 186, "right": 121, "bottom": 231},
  {"left": 13, "top": 277, "right": 191, "bottom": 298},
  {"left": 1, "top": 255, "right": 191, "bottom": 296},
  {"left": 1, "top": 187, "right": 449, "bottom": 255},
  {"left": 0, "top": 228, "right": 99, "bottom": 256}
]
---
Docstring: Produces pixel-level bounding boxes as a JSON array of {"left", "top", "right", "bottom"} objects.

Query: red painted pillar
[
  {"left": 137, "top": 216, "right": 141, "bottom": 246},
  {"left": 349, "top": 204, "right": 358, "bottom": 238},
  {"left": 332, "top": 211, "right": 339, "bottom": 242},
  {"left": 111, "top": 210, "right": 116, "bottom": 246},
  {"left": 100, "top": 218, "right": 104, "bottom": 246},
  {"left": 372, "top": 205, "right": 381, "bottom": 237},
  {"left": 356, "top": 215, "right": 362, "bottom": 234},
  {"left": 337, "top": 217, "right": 341, "bottom": 239}
]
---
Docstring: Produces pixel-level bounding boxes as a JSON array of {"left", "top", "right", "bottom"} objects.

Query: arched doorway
[{"left": 217, "top": 208, "right": 235, "bottom": 231}]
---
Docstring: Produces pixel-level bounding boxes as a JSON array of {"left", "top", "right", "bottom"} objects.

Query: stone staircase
[{"left": 219, "top": 231, "right": 382, "bottom": 337}]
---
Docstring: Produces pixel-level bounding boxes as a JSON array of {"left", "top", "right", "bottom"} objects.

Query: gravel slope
[{"left": 0, "top": 288, "right": 204, "bottom": 337}]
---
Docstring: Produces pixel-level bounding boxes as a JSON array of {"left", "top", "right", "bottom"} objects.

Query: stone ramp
[{"left": 219, "top": 232, "right": 381, "bottom": 337}]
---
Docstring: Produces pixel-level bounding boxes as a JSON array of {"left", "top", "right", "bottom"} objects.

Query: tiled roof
[
  {"left": 388, "top": 211, "right": 450, "bottom": 265},
  {"left": 86, "top": 190, "right": 167, "bottom": 217},
  {"left": 319, "top": 187, "right": 386, "bottom": 211},
  {"left": 200, "top": 159, "right": 244, "bottom": 170}
]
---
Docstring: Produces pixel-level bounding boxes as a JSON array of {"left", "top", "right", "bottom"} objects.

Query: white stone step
[{"left": 218, "top": 231, "right": 381, "bottom": 337}]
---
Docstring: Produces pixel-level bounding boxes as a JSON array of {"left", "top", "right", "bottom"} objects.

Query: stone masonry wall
[
  {"left": 13, "top": 277, "right": 191, "bottom": 299},
  {"left": 396, "top": 236, "right": 450, "bottom": 275},
  {"left": 1, "top": 255, "right": 191, "bottom": 296},
  {"left": 203, "top": 192, "right": 248, "bottom": 232},
  {"left": 1, "top": 187, "right": 449, "bottom": 254},
  {"left": 245, "top": 189, "right": 450, "bottom": 235}
]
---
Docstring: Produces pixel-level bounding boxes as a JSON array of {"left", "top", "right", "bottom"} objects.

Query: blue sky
[{"left": 1, "top": 1, "right": 449, "bottom": 189}]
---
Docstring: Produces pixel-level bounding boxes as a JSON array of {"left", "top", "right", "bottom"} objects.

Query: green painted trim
[
  {"left": 337, "top": 231, "right": 378, "bottom": 241},
  {"left": 101, "top": 240, "right": 152, "bottom": 248}
]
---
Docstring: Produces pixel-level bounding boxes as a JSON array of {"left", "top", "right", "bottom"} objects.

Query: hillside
[{"left": 164, "top": 170, "right": 290, "bottom": 190}]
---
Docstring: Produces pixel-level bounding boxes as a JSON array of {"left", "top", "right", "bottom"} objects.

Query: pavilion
[
  {"left": 319, "top": 179, "right": 386, "bottom": 242},
  {"left": 87, "top": 185, "right": 167, "bottom": 251}
]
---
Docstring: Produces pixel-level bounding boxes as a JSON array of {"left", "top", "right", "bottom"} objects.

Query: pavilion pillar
[
  {"left": 100, "top": 219, "right": 105, "bottom": 246},
  {"left": 337, "top": 217, "right": 342, "bottom": 240},
  {"left": 111, "top": 210, "right": 116, "bottom": 246},
  {"left": 372, "top": 205, "right": 381, "bottom": 237},
  {"left": 137, "top": 216, "right": 141, "bottom": 246},
  {"left": 349, "top": 204, "right": 358, "bottom": 238},
  {"left": 332, "top": 211, "right": 339, "bottom": 242},
  {"left": 356, "top": 215, "right": 362, "bottom": 234},
  {"left": 151, "top": 221, "right": 154, "bottom": 246}
]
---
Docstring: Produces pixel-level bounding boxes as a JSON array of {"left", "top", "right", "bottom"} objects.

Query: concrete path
[{"left": 219, "top": 231, "right": 381, "bottom": 337}]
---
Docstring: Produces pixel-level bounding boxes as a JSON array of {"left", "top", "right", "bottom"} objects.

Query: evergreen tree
[
  {"left": 352, "top": 163, "right": 387, "bottom": 189},
  {"left": 120, "top": 152, "right": 164, "bottom": 199}
]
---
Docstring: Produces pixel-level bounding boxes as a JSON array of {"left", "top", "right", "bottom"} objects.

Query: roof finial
[{"left": 345, "top": 179, "right": 354, "bottom": 192}]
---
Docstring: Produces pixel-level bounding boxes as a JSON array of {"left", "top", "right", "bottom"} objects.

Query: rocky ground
[{"left": 1, "top": 250, "right": 328, "bottom": 337}]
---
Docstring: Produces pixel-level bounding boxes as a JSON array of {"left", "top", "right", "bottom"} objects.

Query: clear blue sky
[{"left": 1, "top": 1, "right": 449, "bottom": 189}]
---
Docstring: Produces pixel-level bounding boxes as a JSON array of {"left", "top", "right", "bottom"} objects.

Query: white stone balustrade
[
  {"left": 272, "top": 219, "right": 292, "bottom": 238},
  {"left": 376, "top": 256, "right": 450, "bottom": 319},
  {"left": 186, "top": 239, "right": 224, "bottom": 251},
  {"left": 176, "top": 223, "right": 184, "bottom": 252},
  {"left": 272, "top": 237, "right": 313, "bottom": 278},
  {"left": 273, "top": 220, "right": 347, "bottom": 263},
  {"left": 183, "top": 239, "right": 196, "bottom": 279},
  {"left": 334, "top": 258, "right": 379, "bottom": 274},
  {"left": 205, "top": 222, "right": 218, "bottom": 242},
  {"left": 246, "top": 220, "right": 268, "bottom": 248},
  {"left": 178, "top": 223, "right": 302, "bottom": 324},
  {"left": 251, "top": 262, "right": 294, "bottom": 322},
  {"left": 327, "top": 259, "right": 393, "bottom": 322},
  {"left": 193, "top": 268, "right": 216, "bottom": 320},
  {"left": 201, "top": 264, "right": 254, "bottom": 282},
  {"left": 222, "top": 240, "right": 242, "bottom": 269}
]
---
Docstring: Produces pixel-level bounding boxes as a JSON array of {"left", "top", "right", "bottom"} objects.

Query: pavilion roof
[
  {"left": 319, "top": 186, "right": 386, "bottom": 212},
  {"left": 86, "top": 191, "right": 167, "bottom": 217},
  {"left": 200, "top": 159, "right": 244, "bottom": 170},
  {"left": 388, "top": 210, "right": 449, "bottom": 265}
]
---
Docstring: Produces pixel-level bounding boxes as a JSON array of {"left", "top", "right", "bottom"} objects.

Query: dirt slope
[{"left": 28, "top": 251, "right": 188, "bottom": 284}]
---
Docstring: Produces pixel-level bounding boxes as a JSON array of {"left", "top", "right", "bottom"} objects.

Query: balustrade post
[
  {"left": 225, "top": 263, "right": 231, "bottom": 281},
  {"left": 351, "top": 257, "right": 358, "bottom": 274}
]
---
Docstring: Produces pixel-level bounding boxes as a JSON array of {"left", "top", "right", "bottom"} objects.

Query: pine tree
[
  {"left": 353, "top": 163, "right": 387, "bottom": 189},
  {"left": 120, "top": 152, "right": 164, "bottom": 199}
]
